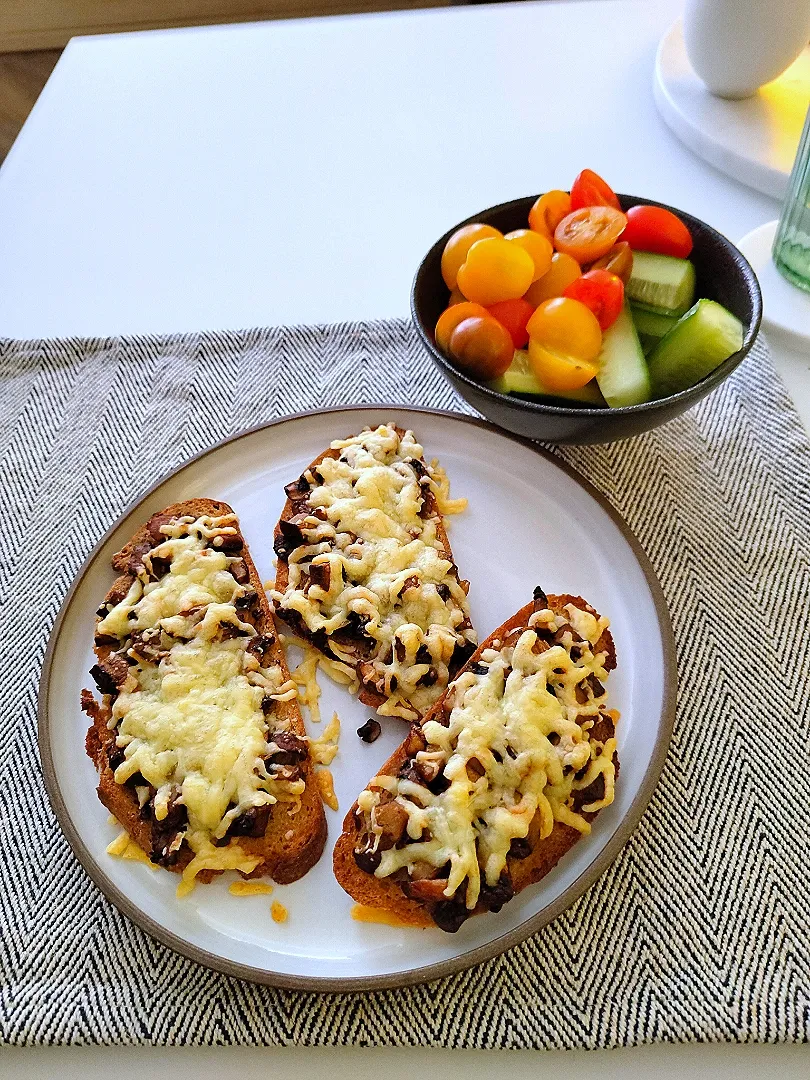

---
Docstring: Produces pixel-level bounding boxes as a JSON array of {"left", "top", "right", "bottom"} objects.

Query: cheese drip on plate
[
  {"left": 97, "top": 514, "right": 301, "bottom": 892},
  {"left": 357, "top": 603, "right": 616, "bottom": 910},
  {"left": 273, "top": 425, "right": 476, "bottom": 719}
]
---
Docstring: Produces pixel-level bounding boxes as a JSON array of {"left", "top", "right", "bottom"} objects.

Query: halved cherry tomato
[
  {"left": 486, "top": 297, "right": 534, "bottom": 349},
  {"left": 528, "top": 340, "right": 599, "bottom": 391},
  {"left": 563, "top": 269, "right": 624, "bottom": 330},
  {"left": 554, "top": 206, "right": 627, "bottom": 264},
  {"left": 526, "top": 297, "right": 602, "bottom": 391},
  {"left": 435, "top": 301, "right": 490, "bottom": 352},
  {"left": 589, "top": 241, "right": 633, "bottom": 284},
  {"left": 441, "top": 223, "right": 502, "bottom": 290},
  {"left": 528, "top": 190, "right": 572, "bottom": 242},
  {"left": 505, "top": 229, "right": 553, "bottom": 281},
  {"left": 622, "top": 205, "right": 693, "bottom": 258},
  {"left": 448, "top": 315, "right": 514, "bottom": 380},
  {"left": 570, "top": 168, "right": 621, "bottom": 211},
  {"left": 457, "top": 237, "right": 535, "bottom": 306},
  {"left": 524, "top": 252, "right": 582, "bottom": 305}
]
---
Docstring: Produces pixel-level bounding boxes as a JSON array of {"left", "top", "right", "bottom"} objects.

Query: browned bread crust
[
  {"left": 332, "top": 594, "right": 617, "bottom": 927},
  {"left": 273, "top": 429, "right": 472, "bottom": 715},
  {"left": 83, "top": 498, "right": 327, "bottom": 885}
]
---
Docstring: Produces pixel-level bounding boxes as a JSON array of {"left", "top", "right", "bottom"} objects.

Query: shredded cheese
[
  {"left": 350, "top": 904, "right": 418, "bottom": 928},
  {"left": 229, "top": 880, "right": 274, "bottom": 896},
  {"left": 429, "top": 460, "right": 468, "bottom": 516},
  {"left": 289, "top": 645, "right": 322, "bottom": 724},
  {"left": 310, "top": 712, "right": 340, "bottom": 765},
  {"left": 106, "top": 831, "right": 158, "bottom": 869},
  {"left": 356, "top": 604, "right": 616, "bottom": 911},
  {"left": 272, "top": 425, "right": 476, "bottom": 719},
  {"left": 316, "top": 768, "right": 339, "bottom": 811}
]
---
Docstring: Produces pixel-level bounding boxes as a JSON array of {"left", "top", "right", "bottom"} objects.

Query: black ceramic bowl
[{"left": 411, "top": 194, "right": 762, "bottom": 444}]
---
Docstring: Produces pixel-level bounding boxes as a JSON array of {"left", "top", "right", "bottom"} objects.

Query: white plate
[{"left": 39, "top": 406, "right": 676, "bottom": 990}]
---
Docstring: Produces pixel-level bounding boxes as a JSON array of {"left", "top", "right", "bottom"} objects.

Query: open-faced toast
[
  {"left": 271, "top": 424, "right": 477, "bottom": 721},
  {"left": 83, "top": 498, "right": 327, "bottom": 894},
  {"left": 333, "top": 589, "right": 618, "bottom": 931}
]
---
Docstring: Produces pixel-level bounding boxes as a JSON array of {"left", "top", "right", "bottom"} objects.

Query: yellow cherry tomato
[
  {"left": 447, "top": 288, "right": 466, "bottom": 306},
  {"left": 504, "top": 229, "right": 553, "bottom": 282},
  {"left": 456, "top": 237, "right": 535, "bottom": 306},
  {"left": 526, "top": 297, "right": 602, "bottom": 391},
  {"left": 528, "top": 339, "right": 600, "bottom": 391},
  {"left": 528, "top": 190, "right": 572, "bottom": 242},
  {"left": 435, "top": 301, "right": 489, "bottom": 352},
  {"left": 524, "top": 252, "right": 582, "bottom": 305},
  {"left": 441, "top": 223, "right": 502, "bottom": 290}
]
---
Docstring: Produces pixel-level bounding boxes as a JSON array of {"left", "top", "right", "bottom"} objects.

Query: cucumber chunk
[
  {"left": 596, "top": 304, "right": 651, "bottom": 408},
  {"left": 630, "top": 303, "right": 679, "bottom": 342},
  {"left": 489, "top": 350, "right": 604, "bottom": 405},
  {"left": 627, "top": 251, "right": 696, "bottom": 315},
  {"left": 647, "top": 299, "right": 744, "bottom": 398}
]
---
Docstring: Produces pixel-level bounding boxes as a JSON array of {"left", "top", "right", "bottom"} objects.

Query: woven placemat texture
[{"left": 1, "top": 319, "right": 809, "bottom": 1048}]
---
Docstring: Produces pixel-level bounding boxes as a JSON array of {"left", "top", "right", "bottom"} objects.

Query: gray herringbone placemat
[{"left": 1, "top": 319, "right": 809, "bottom": 1048}]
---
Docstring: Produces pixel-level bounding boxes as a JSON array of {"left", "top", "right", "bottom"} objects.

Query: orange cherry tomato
[
  {"left": 526, "top": 297, "right": 602, "bottom": 391},
  {"left": 486, "top": 297, "right": 534, "bottom": 349},
  {"left": 448, "top": 316, "right": 514, "bottom": 381},
  {"left": 441, "top": 223, "right": 502, "bottom": 290},
  {"left": 456, "top": 237, "right": 535, "bottom": 306},
  {"left": 528, "top": 190, "right": 572, "bottom": 242},
  {"left": 589, "top": 241, "right": 633, "bottom": 284},
  {"left": 570, "top": 168, "right": 621, "bottom": 211},
  {"left": 524, "top": 252, "right": 581, "bottom": 305},
  {"left": 504, "top": 229, "right": 553, "bottom": 282},
  {"left": 435, "top": 301, "right": 489, "bottom": 352},
  {"left": 622, "top": 205, "right": 693, "bottom": 258},
  {"left": 563, "top": 269, "right": 624, "bottom": 330},
  {"left": 554, "top": 206, "right": 627, "bottom": 264}
]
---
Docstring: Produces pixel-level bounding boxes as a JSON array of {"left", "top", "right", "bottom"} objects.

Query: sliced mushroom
[{"left": 374, "top": 800, "right": 409, "bottom": 851}]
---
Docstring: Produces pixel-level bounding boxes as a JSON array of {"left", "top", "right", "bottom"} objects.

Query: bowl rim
[{"left": 410, "top": 192, "right": 763, "bottom": 418}]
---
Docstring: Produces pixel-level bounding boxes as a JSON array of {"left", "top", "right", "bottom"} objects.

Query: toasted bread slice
[
  {"left": 333, "top": 591, "right": 617, "bottom": 931},
  {"left": 83, "top": 498, "right": 327, "bottom": 891},
  {"left": 271, "top": 424, "right": 477, "bottom": 721}
]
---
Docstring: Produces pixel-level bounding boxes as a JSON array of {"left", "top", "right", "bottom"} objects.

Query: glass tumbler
[{"left": 773, "top": 103, "right": 810, "bottom": 294}]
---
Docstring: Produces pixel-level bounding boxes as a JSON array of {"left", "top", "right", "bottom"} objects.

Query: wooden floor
[{"left": 0, "top": 49, "right": 60, "bottom": 160}]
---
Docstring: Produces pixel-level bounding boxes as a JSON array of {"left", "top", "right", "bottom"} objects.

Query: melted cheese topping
[
  {"left": 358, "top": 604, "right": 616, "bottom": 910},
  {"left": 272, "top": 426, "right": 476, "bottom": 719},
  {"left": 97, "top": 514, "right": 303, "bottom": 893}
]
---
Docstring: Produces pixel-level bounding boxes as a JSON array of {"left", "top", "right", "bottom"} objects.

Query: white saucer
[
  {"left": 654, "top": 19, "right": 809, "bottom": 199},
  {"left": 738, "top": 220, "right": 810, "bottom": 349}
]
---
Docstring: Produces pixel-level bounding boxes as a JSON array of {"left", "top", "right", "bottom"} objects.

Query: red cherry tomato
[
  {"left": 486, "top": 297, "right": 534, "bottom": 349},
  {"left": 622, "top": 205, "right": 693, "bottom": 258},
  {"left": 570, "top": 169, "right": 621, "bottom": 211},
  {"left": 448, "top": 316, "right": 514, "bottom": 380},
  {"left": 563, "top": 269, "right": 625, "bottom": 331}
]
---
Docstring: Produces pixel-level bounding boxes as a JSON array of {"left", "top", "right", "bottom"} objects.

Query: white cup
[{"left": 684, "top": 0, "right": 810, "bottom": 99}]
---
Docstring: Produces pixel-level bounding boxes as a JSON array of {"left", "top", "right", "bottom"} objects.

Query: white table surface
[{"left": 1, "top": 1, "right": 808, "bottom": 1074}]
